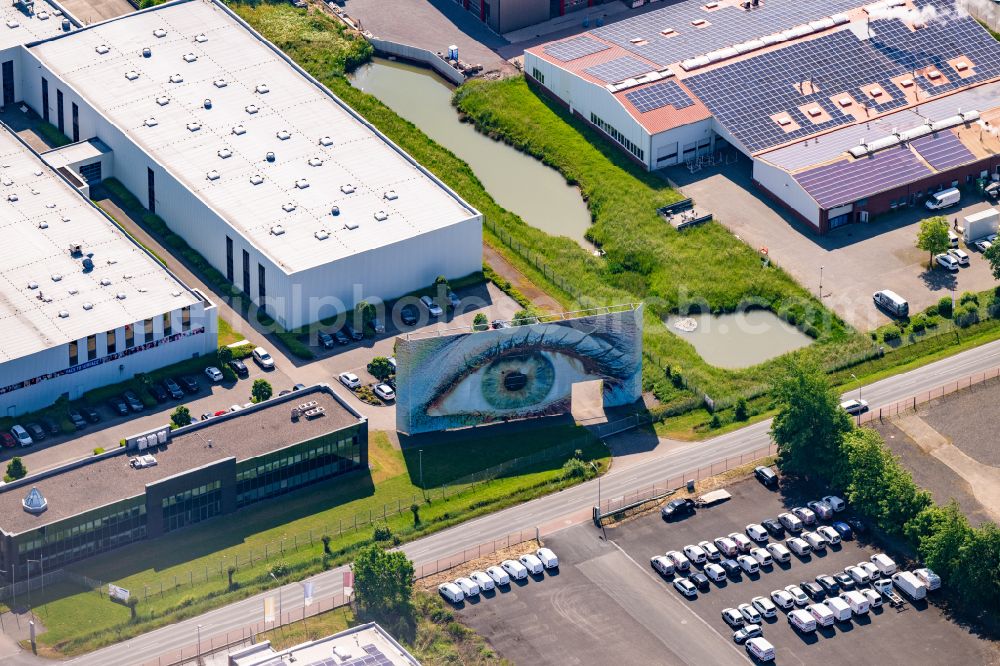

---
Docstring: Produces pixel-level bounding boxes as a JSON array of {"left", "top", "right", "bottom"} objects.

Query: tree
[
  {"left": 512, "top": 306, "right": 540, "bottom": 326},
  {"left": 953, "top": 522, "right": 1000, "bottom": 608},
  {"left": 916, "top": 216, "right": 950, "bottom": 268},
  {"left": 410, "top": 503, "right": 421, "bottom": 526},
  {"left": 352, "top": 543, "right": 414, "bottom": 619},
  {"left": 473, "top": 312, "right": 489, "bottom": 330},
  {"left": 985, "top": 241, "right": 1000, "bottom": 280},
  {"left": 904, "top": 502, "right": 971, "bottom": 582},
  {"left": 355, "top": 300, "right": 376, "bottom": 328},
  {"left": 367, "top": 356, "right": 394, "bottom": 382},
  {"left": 734, "top": 397, "right": 749, "bottom": 422},
  {"left": 251, "top": 378, "right": 272, "bottom": 403},
  {"left": 170, "top": 405, "right": 192, "bottom": 428},
  {"left": 770, "top": 360, "right": 852, "bottom": 479},
  {"left": 4, "top": 457, "right": 27, "bottom": 482},
  {"left": 217, "top": 345, "right": 233, "bottom": 367}
]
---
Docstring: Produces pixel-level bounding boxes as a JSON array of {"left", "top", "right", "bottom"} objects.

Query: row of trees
[{"left": 772, "top": 361, "right": 1000, "bottom": 612}]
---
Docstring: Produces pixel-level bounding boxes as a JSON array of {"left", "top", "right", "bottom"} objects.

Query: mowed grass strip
[{"left": 32, "top": 427, "right": 608, "bottom": 655}]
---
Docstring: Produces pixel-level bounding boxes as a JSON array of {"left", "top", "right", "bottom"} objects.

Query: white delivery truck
[
  {"left": 926, "top": 187, "right": 961, "bottom": 210},
  {"left": 745, "top": 637, "right": 775, "bottom": 662},
  {"left": 914, "top": 567, "right": 941, "bottom": 591},
  {"left": 841, "top": 590, "right": 870, "bottom": 615},
  {"left": 873, "top": 290, "right": 909, "bottom": 317},
  {"left": 825, "top": 595, "right": 853, "bottom": 622},
  {"left": 808, "top": 602, "right": 835, "bottom": 627},
  {"left": 788, "top": 608, "right": 817, "bottom": 633},
  {"left": 963, "top": 207, "right": 999, "bottom": 244},
  {"left": 892, "top": 571, "right": 928, "bottom": 601},
  {"left": 870, "top": 553, "right": 897, "bottom": 576}
]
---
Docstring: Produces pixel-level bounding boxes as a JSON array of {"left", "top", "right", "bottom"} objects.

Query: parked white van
[
  {"left": 519, "top": 553, "right": 544, "bottom": 575},
  {"left": 822, "top": 495, "right": 846, "bottom": 512},
  {"left": 892, "top": 571, "right": 928, "bottom": 601},
  {"left": 439, "top": 582, "right": 464, "bottom": 604},
  {"left": 666, "top": 550, "right": 692, "bottom": 572},
  {"left": 501, "top": 559, "right": 528, "bottom": 581},
  {"left": 816, "top": 525, "right": 841, "bottom": 545},
  {"left": 925, "top": 186, "right": 961, "bottom": 210},
  {"left": 737, "top": 554, "right": 760, "bottom": 574},
  {"left": 825, "top": 596, "right": 852, "bottom": 622},
  {"left": 808, "top": 602, "right": 835, "bottom": 627},
  {"left": 788, "top": 608, "right": 817, "bottom": 633},
  {"left": 786, "top": 536, "right": 812, "bottom": 557},
  {"left": 536, "top": 548, "right": 559, "bottom": 569},
  {"left": 802, "top": 531, "right": 828, "bottom": 552},
  {"left": 845, "top": 565, "right": 871, "bottom": 586},
  {"left": 778, "top": 512, "right": 803, "bottom": 533},
  {"left": 745, "top": 637, "right": 775, "bottom": 662},
  {"left": 704, "top": 562, "right": 727, "bottom": 582},
  {"left": 841, "top": 590, "right": 870, "bottom": 615},
  {"left": 871, "top": 553, "right": 897, "bottom": 576},
  {"left": 651, "top": 555, "right": 676, "bottom": 577},
  {"left": 714, "top": 536, "right": 739, "bottom": 558},
  {"left": 750, "top": 547, "right": 773, "bottom": 567},
  {"left": 766, "top": 542, "right": 791, "bottom": 564},
  {"left": 873, "top": 290, "right": 910, "bottom": 318},
  {"left": 914, "top": 567, "right": 941, "bottom": 591},
  {"left": 455, "top": 577, "right": 480, "bottom": 597}
]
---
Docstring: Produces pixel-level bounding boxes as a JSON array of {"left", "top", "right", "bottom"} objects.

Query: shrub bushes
[
  {"left": 882, "top": 325, "right": 902, "bottom": 342},
  {"left": 938, "top": 296, "right": 954, "bottom": 318},
  {"left": 953, "top": 303, "right": 980, "bottom": 328}
]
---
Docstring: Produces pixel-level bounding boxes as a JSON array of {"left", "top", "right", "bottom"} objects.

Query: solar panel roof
[
  {"left": 585, "top": 56, "right": 654, "bottom": 83},
  {"left": 543, "top": 35, "right": 611, "bottom": 61},
  {"left": 685, "top": 12, "right": 1000, "bottom": 153},
  {"left": 911, "top": 131, "right": 976, "bottom": 171},
  {"left": 625, "top": 80, "right": 694, "bottom": 113},
  {"left": 793, "top": 146, "right": 932, "bottom": 208},
  {"left": 589, "top": 0, "right": 859, "bottom": 68}
]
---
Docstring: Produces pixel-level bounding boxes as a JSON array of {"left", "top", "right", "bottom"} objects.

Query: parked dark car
[
  {"left": 293, "top": 383, "right": 306, "bottom": 391},
  {"left": 343, "top": 322, "right": 363, "bottom": 341},
  {"left": 26, "top": 423, "right": 47, "bottom": 441},
  {"left": 815, "top": 575, "right": 839, "bottom": 596},
  {"left": 831, "top": 521, "right": 854, "bottom": 540},
  {"left": 802, "top": 581, "right": 826, "bottom": 601},
  {"left": 40, "top": 416, "right": 61, "bottom": 435},
  {"left": 720, "top": 559, "right": 741, "bottom": 577},
  {"left": 317, "top": 331, "right": 335, "bottom": 349},
  {"left": 333, "top": 330, "right": 349, "bottom": 345},
  {"left": 123, "top": 391, "right": 144, "bottom": 412},
  {"left": 833, "top": 572, "right": 856, "bottom": 591},
  {"left": 179, "top": 376, "right": 199, "bottom": 394},
  {"left": 149, "top": 383, "right": 168, "bottom": 403},
  {"left": 81, "top": 406, "right": 101, "bottom": 423},
  {"left": 0, "top": 432, "right": 16, "bottom": 448},
  {"left": 228, "top": 358, "right": 249, "bottom": 378},
  {"left": 761, "top": 518, "right": 786, "bottom": 539},
  {"left": 108, "top": 395, "right": 129, "bottom": 416},
  {"left": 689, "top": 572, "right": 710, "bottom": 591},
  {"left": 754, "top": 465, "right": 778, "bottom": 489},
  {"left": 67, "top": 409, "right": 87, "bottom": 429},
  {"left": 661, "top": 498, "right": 696, "bottom": 520},
  {"left": 400, "top": 305, "right": 419, "bottom": 326},
  {"left": 163, "top": 378, "right": 184, "bottom": 399},
  {"left": 846, "top": 518, "right": 867, "bottom": 534},
  {"left": 491, "top": 319, "right": 511, "bottom": 329}
]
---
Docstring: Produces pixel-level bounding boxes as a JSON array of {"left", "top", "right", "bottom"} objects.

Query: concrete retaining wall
[{"left": 369, "top": 38, "right": 466, "bottom": 86}]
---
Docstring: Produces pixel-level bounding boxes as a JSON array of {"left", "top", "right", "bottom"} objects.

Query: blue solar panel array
[
  {"left": 304, "top": 644, "right": 395, "bottom": 666},
  {"left": 684, "top": 11, "right": 1000, "bottom": 153},
  {"left": 543, "top": 35, "right": 610, "bottom": 62},
  {"left": 589, "top": 0, "right": 860, "bottom": 68},
  {"left": 911, "top": 131, "right": 976, "bottom": 171},
  {"left": 793, "top": 146, "right": 932, "bottom": 208},
  {"left": 585, "top": 57, "right": 655, "bottom": 83},
  {"left": 625, "top": 81, "right": 695, "bottom": 113}
]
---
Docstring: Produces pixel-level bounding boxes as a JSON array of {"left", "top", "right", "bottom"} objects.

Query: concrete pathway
[{"left": 895, "top": 413, "right": 1000, "bottom": 523}]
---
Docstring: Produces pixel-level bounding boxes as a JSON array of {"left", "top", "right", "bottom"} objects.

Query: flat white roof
[
  {"left": 28, "top": 0, "right": 478, "bottom": 275},
  {"left": 0, "top": 0, "right": 72, "bottom": 52},
  {"left": 226, "top": 623, "right": 420, "bottom": 666},
  {"left": 0, "top": 125, "right": 199, "bottom": 363}
]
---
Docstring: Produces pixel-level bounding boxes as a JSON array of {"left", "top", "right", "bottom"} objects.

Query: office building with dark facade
[{"left": 0, "top": 385, "right": 366, "bottom": 580}]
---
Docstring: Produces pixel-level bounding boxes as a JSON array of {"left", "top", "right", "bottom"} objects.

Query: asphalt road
[{"left": 41, "top": 337, "right": 1000, "bottom": 666}]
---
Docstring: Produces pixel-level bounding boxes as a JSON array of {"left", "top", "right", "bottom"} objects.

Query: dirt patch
[
  {"left": 417, "top": 539, "right": 541, "bottom": 591},
  {"left": 920, "top": 379, "right": 1000, "bottom": 467},
  {"left": 483, "top": 245, "right": 562, "bottom": 313}
]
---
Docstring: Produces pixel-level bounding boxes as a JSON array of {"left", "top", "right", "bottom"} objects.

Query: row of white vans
[{"left": 438, "top": 548, "right": 559, "bottom": 604}]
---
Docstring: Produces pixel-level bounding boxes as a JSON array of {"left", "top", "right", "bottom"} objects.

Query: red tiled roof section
[{"left": 615, "top": 79, "right": 712, "bottom": 133}]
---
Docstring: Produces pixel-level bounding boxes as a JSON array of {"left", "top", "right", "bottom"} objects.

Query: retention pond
[{"left": 665, "top": 310, "right": 813, "bottom": 369}]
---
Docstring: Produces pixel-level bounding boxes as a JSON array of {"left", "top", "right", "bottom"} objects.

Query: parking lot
[
  {"left": 457, "top": 477, "right": 998, "bottom": 665},
  {"left": 667, "top": 156, "right": 1000, "bottom": 331}
]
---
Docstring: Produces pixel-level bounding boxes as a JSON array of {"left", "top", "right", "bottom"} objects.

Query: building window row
[
  {"left": 16, "top": 502, "right": 146, "bottom": 570},
  {"left": 68, "top": 307, "right": 193, "bottom": 366},
  {"left": 531, "top": 68, "right": 545, "bottom": 84},
  {"left": 590, "top": 112, "right": 645, "bottom": 161},
  {"left": 236, "top": 434, "right": 361, "bottom": 506},
  {"left": 162, "top": 480, "right": 223, "bottom": 533}
]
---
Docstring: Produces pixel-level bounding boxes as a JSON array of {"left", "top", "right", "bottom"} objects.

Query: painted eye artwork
[{"left": 396, "top": 307, "right": 643, "bottom": 434}]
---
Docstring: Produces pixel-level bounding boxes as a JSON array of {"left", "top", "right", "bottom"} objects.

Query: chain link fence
[{"left": 860, "top": 365, "right": 1000, "bottom": 425}]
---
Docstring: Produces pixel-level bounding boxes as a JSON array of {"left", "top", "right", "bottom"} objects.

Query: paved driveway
[{"left": 666, "top": 156, "right": 1000, "bottom": 331}]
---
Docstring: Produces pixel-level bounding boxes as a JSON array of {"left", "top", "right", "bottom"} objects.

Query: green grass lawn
[
  {"left": 30, "top": 426, "right": 608, "bottom": 655},
  {"left": 217, "top": 316, "right": 245, "bottom": 346}
]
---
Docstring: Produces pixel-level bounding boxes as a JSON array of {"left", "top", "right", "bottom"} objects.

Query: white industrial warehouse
[
  {"left": 22, "top": 0, "right": 483, "bottom": 330},
  {"left": 0, "top": 124, "right": 216, "bottom": 416}
]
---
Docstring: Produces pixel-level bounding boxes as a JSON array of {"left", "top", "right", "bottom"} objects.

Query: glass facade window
[
  {"left": 68, "top": 340, "right": 78, "bottom": 366},
  {"left": 161, "top": 480, "right": 223, "bottom": 533},
  {"left": 125, "top": 324, "right": 135, "bottom": 349},
  {"left": 144, "top": 317, "right": 154, "bottom": 342},
  {"left": 106, "top": 329, "right": 117, "bottom": 354},
  {"left": 163, "top": 312, "right": 172, "bottom": 337},
  {"left": 86, "top": 334, "right": 97, "bottom": 361},
  {"left": 236, "top": 433, "right": 361, "bottom": 506},
  {"left": 181, "top": 306, "right": 191, "bottom": 332}
]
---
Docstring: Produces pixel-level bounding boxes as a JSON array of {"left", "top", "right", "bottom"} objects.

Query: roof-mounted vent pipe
[
  {"left": 265, "top": 152, "right": 275, "bottom": 163},
  {"left": 143, "top": 47, "right": 151, "bottom": 58},
  {"left": 204, "top": 99, "right": 212, "bottom": 109}
]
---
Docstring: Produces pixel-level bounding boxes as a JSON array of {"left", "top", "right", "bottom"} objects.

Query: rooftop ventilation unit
[
  {"left": 374, "top": 210, "right": 388, "bottom": 221},
  {"left": 195, "top": 33, "right": 208, "bottom": 43},
  {"left": 660, "top": 27, "right": 675, "bottom": 35},
  {"left": 58, "top": 310, "right": 69, "bottom": 318},
  {"left": 38, "top": 10, "right": 50, "bottom": 19},
  {"left": 265, "top": 151, "right": 275, "bottom": 162},
  {"left": 315, "top": 229, "right": 330, "bottom": 240},
  {"left": 156, "top": 96, "right": 169, "bottom": 106},
  {"left": 68, "top": 287, "right": 79, "bottom": 295},
  {"left": 955, "top": 61, "right": 969, "bottom": 71},
  {"left": 153, "top": 28, "right": 166, "bottom": 37},
  {"left": 100, "top": 278, "right": 111, "bottom": 286},
  {"left": 27, "top": 281, "right": 37, "bottom": 289},
  {"left": 340, "top": 183, "right": 355, "bottom": 194},
  {"left": 183, "top": 53, "right": 197, "bottom": 63},
  {"left": 187, "top": 121, "right": 202, "bottom": 131},
  {"left": 38, "top": 220, "right": 48, "bottom": 229},
  {"left": 245, "top": 104, "right": 259, "bottom": 114},
  {"left": 691, "top": 19, "right": 707, "bottom": 27},
  {"left": 282, "top": 202, "right": 296, "bottom": 212},
  {"left": 82, "top": 257, "right": 94, "bottom": 271},
  {"left": 295, "top": 178, "right": 309, "bottom": 189},
  {"left": 383, "top": 190, "right": 398, "bottom": 200},
  {"left": 344, "top": 221, "right": 359, "bottom": 231},
  {"left": 256, "top": 83, "right": 269, "bottom": 94},
  {"left": 276, "top": 130, "right": 291, "bottom": 140},
  {"left": 271, "top": 224, "right": 285, "bottom": 235},
  {"left": 83, "top": 302, "right": 93, "bottom": 310},
  {"left": 116, "top": 292, "right": 127, "bottom": 300},
  {"left": 218, "top": 147, "right": 232, "bottom": 159},
  {"left": 250, "top": 174, "right": 263, "bottom": 185},
  {"left": 926, "top": 69, "right": 941, "bottom": 80},
  {"left": 206, "top": 169, "right": 220, "bottom": 181},
  {"left": 308, "top": 156, "right": 323, "bottom": 167},
  {"left": 169, "top": 73, "right": 184, "bottom": 83},
  {"left": 22, "top": 487, "right": 47, "bottom": 514},
  {"left": 38, "top": 292, "right": 52, "bottom": 302},
  {"left": 319, "top": 136, "right": 333, "bottom": 147},
  {"left": 95, "top": 44, "right": 109, "bottom": 54},
  {"left": 142, "top": 47, "right": 151, "bottom": 58},
  {"left": 7, "top": 193, "right": 18, "bottom": 201},
  {"left": 232, "top": 124, "right": 246, "bottom": 135},
  {"left": 204, "top": 99, "right": 212, "bottom": 109},
  {"left": 331, "top": 205, "right": 340, "bottom": 216},
  {"left": 6, "top": 19, "right": 19, "bottom": 28},
  {"left": 125, "top": 70, "right": 140, "bottom": 80},
  {"left": 214, "top": 78, "right": 227, "bottom": 88}
]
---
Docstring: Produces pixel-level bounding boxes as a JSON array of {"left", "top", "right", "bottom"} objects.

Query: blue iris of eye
[{"left": 479, "top": 352, "right": 555, "bottom": 410}]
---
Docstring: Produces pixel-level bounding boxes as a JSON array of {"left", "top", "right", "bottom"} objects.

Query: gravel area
[{"left": 920, "top": 378, "right": 1000, "bottom": 467}]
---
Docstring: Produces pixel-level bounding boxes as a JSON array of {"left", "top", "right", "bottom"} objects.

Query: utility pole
[{"left": 419, "top": 449, "right": 424, "bottom": 499}]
